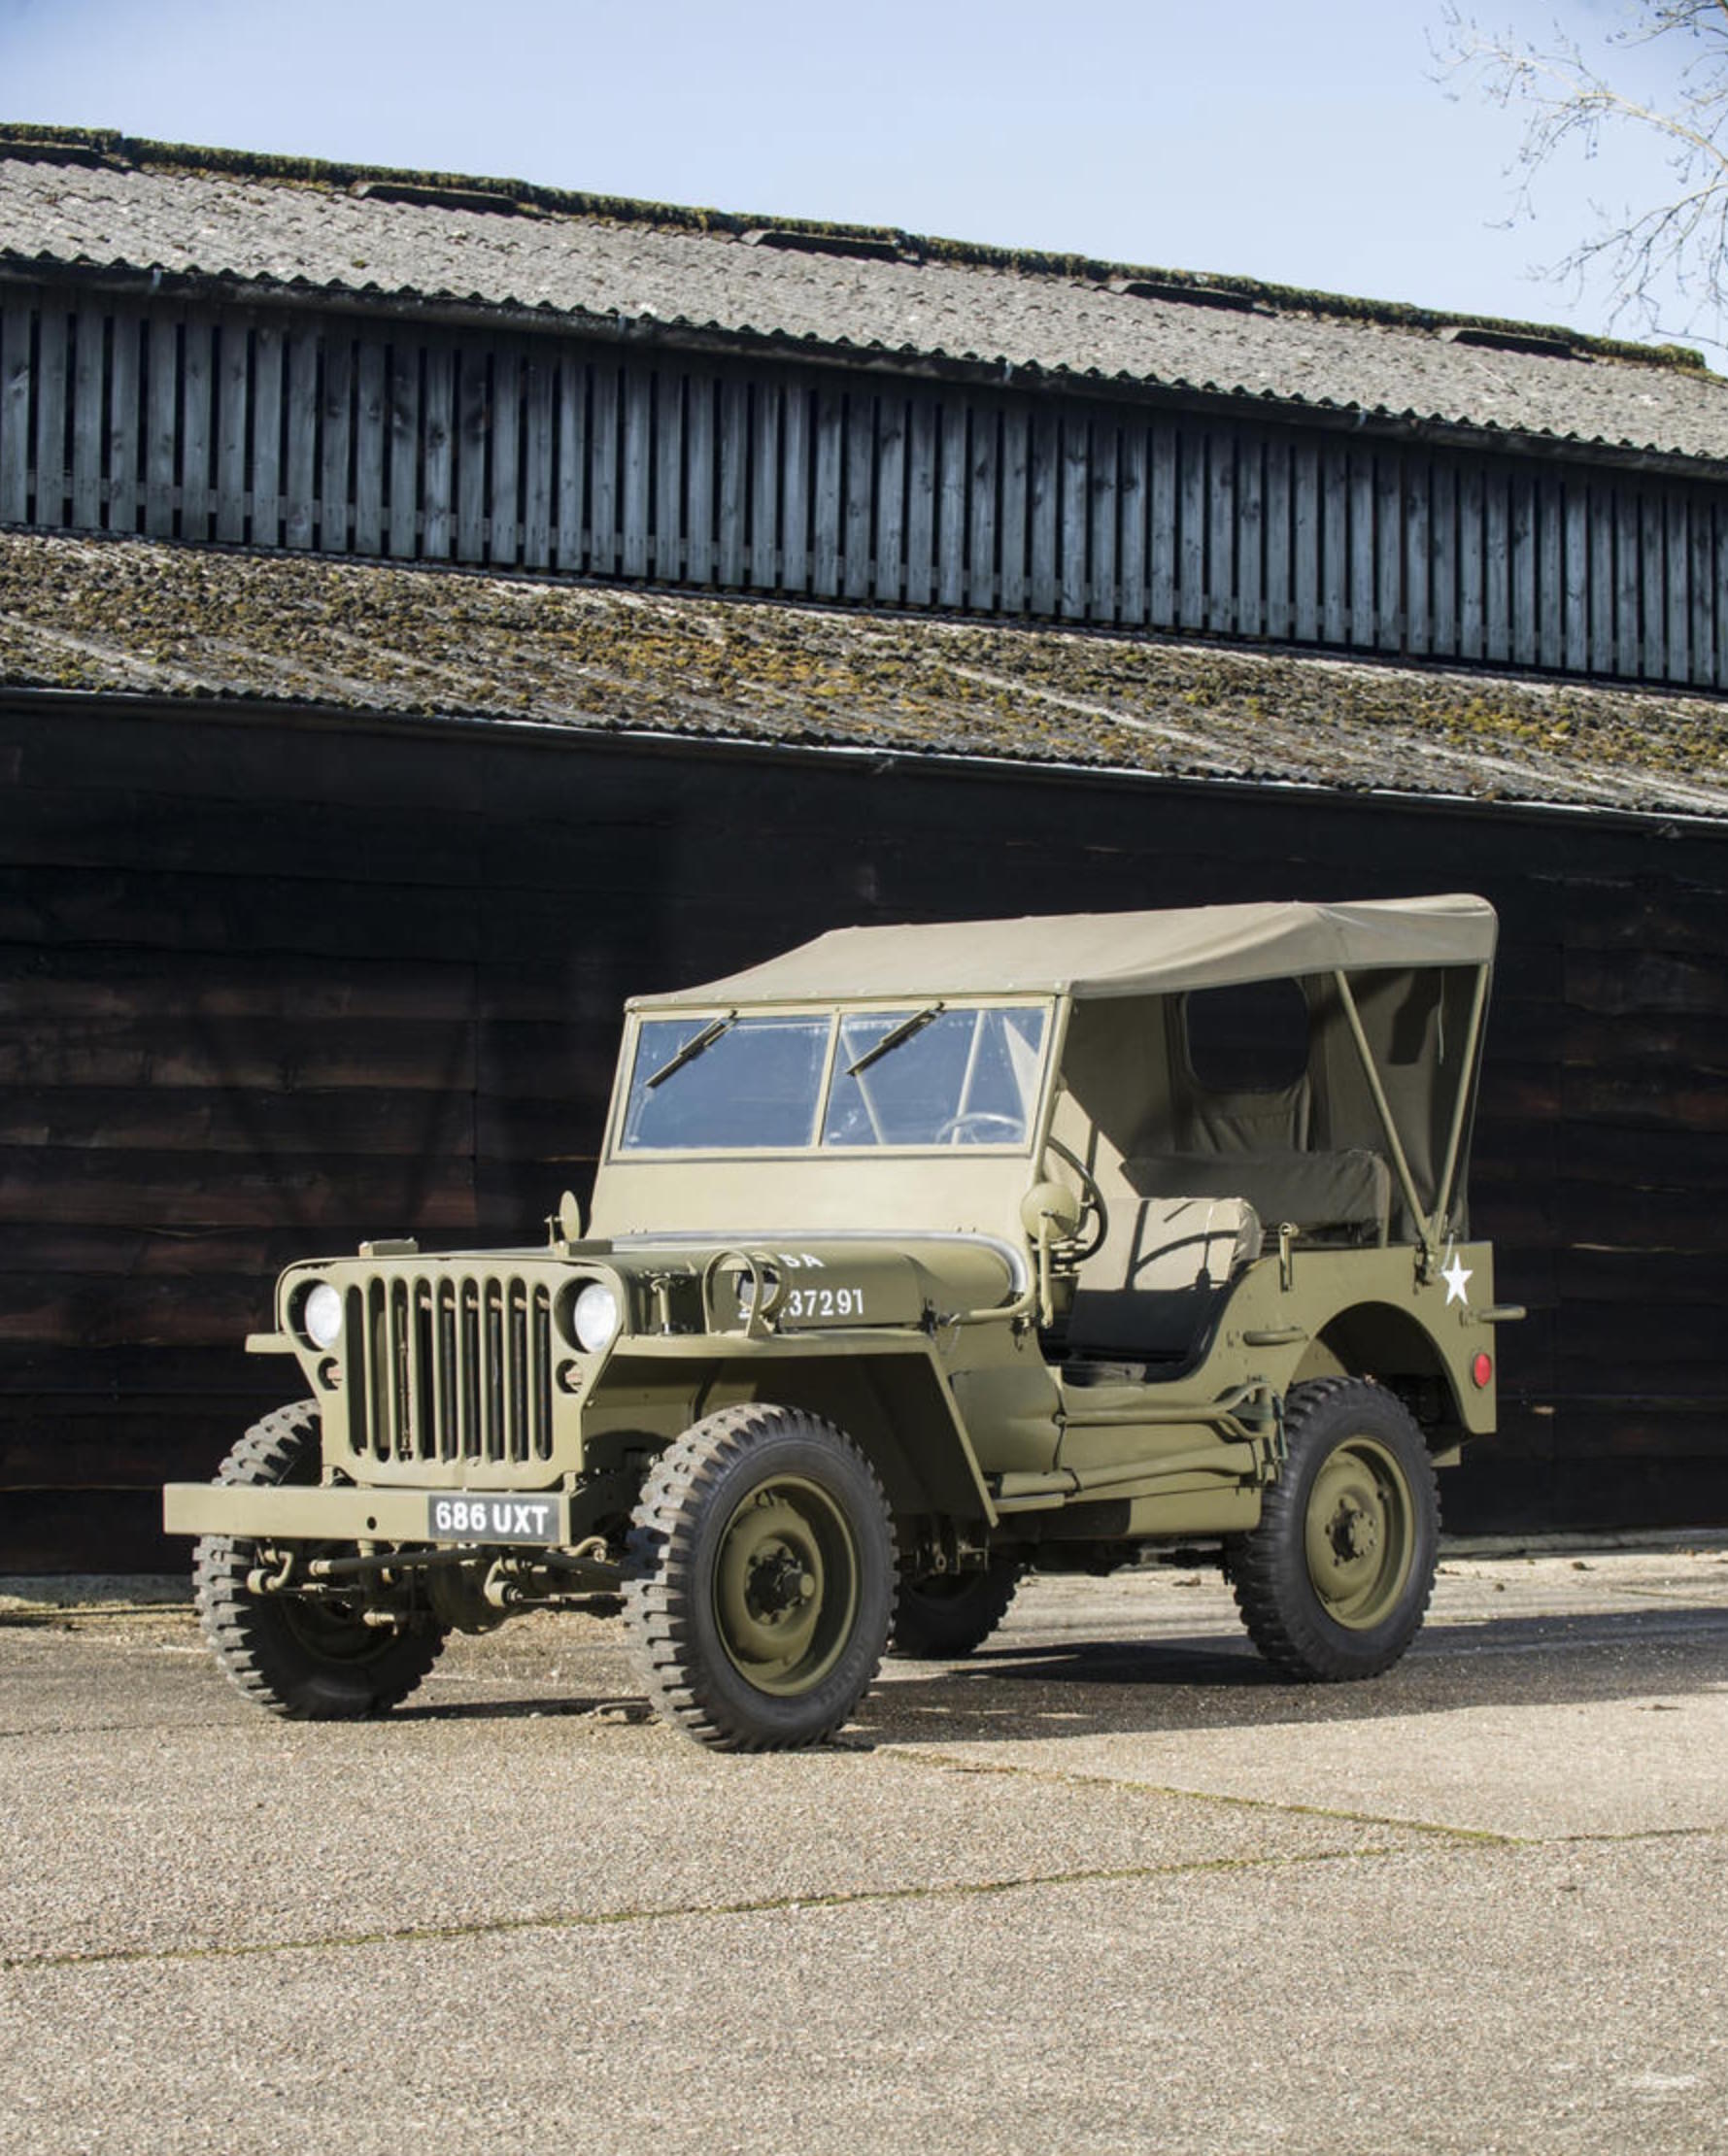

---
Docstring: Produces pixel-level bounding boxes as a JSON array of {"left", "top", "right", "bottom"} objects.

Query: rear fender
[{"left": 1301, "top": 1301, "right": 1472, "bottom": 1439}]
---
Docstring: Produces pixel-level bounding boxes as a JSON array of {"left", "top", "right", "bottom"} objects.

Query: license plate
[{"left": 425, "top": 1495, "right": 560, "bottom": 1544}]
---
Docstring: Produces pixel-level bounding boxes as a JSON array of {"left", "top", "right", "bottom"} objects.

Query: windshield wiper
[
  {"left": 846, "top": 1001, "right": 944, "bottom": 1078},
  {"left": 645, "top": 1011, "right": 736, "bottom": 1091}
]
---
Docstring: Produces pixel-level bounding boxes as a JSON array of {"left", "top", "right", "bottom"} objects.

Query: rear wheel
[
  {"left": 625, "top": 1403, "right": 896, "bottom": 1751},
  {"left": 892, "top": 1560, "right": 1022, "bottom": 1659},
  {"left": 1227, "top": 1378, "right": 1439, "bottom": 1682},
  {"left": 192, "top": 1400, "right": 447, "bottom": 1719}
]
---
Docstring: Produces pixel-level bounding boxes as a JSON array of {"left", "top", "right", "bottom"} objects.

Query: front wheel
[
  {"left": 624, "top": 1403, "right": 896, "bottom": 1751},
  {"left": 192, "top": 1400, "right": 448, "bottom": 1719},
  {"left": 1226, "top": 1378, "right": 1439, "bottom": 1682}
]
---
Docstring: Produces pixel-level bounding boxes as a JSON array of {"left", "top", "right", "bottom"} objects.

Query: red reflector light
[{"left": 1472, "top": 1352, "right": 1493, "bottom": 1389}]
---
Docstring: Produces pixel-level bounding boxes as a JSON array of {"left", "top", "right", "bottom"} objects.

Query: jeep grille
[{"left": 342, "top": 1273, "right": 555, "bottom": 1465}]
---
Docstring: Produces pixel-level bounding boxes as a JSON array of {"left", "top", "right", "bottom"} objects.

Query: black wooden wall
[
  {"left": 6, "top": 278, "right": 1728, "bottom": 689},
  {"left": 3, "top": 693, "right": 1724, "bottom": 1567}
]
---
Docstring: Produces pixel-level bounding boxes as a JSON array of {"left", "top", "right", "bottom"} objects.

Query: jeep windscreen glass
[
  {"left": 823, "top": 1006, "right": 1046, "bottom": 1147},
  {"left": 621, "top": 1015, "right": 831, "bottom": 1150}
]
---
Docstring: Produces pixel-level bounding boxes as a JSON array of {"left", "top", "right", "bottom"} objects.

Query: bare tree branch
[{"left": 1437, "top": 2, "right": 1728, "bottom": 344}]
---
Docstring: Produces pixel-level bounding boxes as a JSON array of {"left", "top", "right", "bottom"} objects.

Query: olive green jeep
[{"left": 165, "top": 896, "right": 1519, "bottom": 1750}]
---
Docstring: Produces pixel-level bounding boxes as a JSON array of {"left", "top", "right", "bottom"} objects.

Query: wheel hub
[
  {"left": 713, "top": 1477, "right": 860, "bottom": 1696},
  {"left": 1303, "top": 1437, "right": 1414, "bottom": 1631}
]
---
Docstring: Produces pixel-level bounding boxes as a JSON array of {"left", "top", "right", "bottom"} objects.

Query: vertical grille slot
[{"left": 345, "top": 1269, "right": 555, "bottom": 1466}]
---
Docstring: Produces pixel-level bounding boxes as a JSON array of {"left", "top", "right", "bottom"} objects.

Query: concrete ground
[{"left": 2, "top": 1541, "right": 1726, "bottom": 2156}]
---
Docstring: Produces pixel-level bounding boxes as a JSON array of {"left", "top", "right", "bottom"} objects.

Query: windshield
[{"left": 618, "top": 1005, "right": 1048, "bottom": 1154}]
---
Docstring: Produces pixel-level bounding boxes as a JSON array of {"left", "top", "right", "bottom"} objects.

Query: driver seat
[{"left": 1064, "top": 1194, "right": 1262, "bottom": 1364}]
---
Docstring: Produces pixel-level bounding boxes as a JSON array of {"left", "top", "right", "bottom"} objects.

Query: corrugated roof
[
  {"left": 2, "top": 530, "right": 1723, "bottom": 818},
  {"left": 4, "top": 126, "right": 1728, "bottom": 463}
]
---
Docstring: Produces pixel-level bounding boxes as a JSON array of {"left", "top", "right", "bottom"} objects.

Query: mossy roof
[
  {"left": 4, "top": 124, "right": 1728, "bottom": 464},
  {"left": 2, "top": 531, "right": 1724, "bottom": 819}
]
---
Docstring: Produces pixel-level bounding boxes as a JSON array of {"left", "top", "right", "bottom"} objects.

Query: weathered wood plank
[
  {"left": 32, "top": 299, "right": 68, "bottom": 527},
  {"left": 252, "top": 323, "right": 285, "bottom": 550},
  {"left": 1589, "top": 486, "right": 1614, "bottom": 676},
  {"left": 486, "top": 347, "right": 518, "bottom": 566},
  {"left": 1690, "top": 495, "right": 1715, "bottom": 689},
  {"left": 1234, "top": 431, "right": 1262, "bottom": 640},
  {"left": 69, "top": 306, "right": 104, "bottom": 530},
  {"left": 1116, "top": 420, "right": 1147, "bottom": 627},
  {"left": 105, "top": 306, "right": 140, "bottom": 536},
  {"left": 1562, "top": 480, "right": 1587, "bottom": 673},
  {"left": 1639, "top": 489, "right": 1665, "bottom": 680},
  {"left": 1457, "top": 460, "right": 1484, "bottom": 661},
  {"left": 811, "top": 385, "right": 843, "bottom": 599},
  {"left": 1428, "top": 458, "right": 1456, "bottom": 657},
  {"left": 1665, "top": 490, "right": 1689, "bottom": 685},
  {"left": 589, "top": 359, "right": 619, "bottom": 576},
  {"left": 940, "top": 402, "right": 968, "bottom": 610},
  {"left": 454, "top": 346, "right": 486, "bottom": 564},
  {"left": 1027, "top": 407, "right": 1058, "bottom": 618},
  {"left": 1261, "top": 432, "right": 1291, "bottom": 642},
  {"left": 1179, "top": 425, "right": 1206, "bottom": 632},
  {"left": 718, "top": 374, "right": 749, "bottom": 588},
  {"left": 874, "top": 391, "right": 905, "bottom": 605},
  {"left": 1403, "top": 456, "right": 1429, "bottom": 658},
  {"left": 1087, "top": 418, "right": 1117, "bottom": 624},
  {"left": 750, "top": 376, "right": 780, "bottom": 590},
  {"left": 1509, "top": 467, "right": 1537, "bottom": 667},
  {"left": 1535, "top": 471, "right": 1562, "bottom": 670},
  {"left": 685, "top": 371, "right": 714, "bottom": 584},
  {"left": 1319, "top": 438, "right": 1346, "bottom": 645},
  {"left": 522, "top": 351, "right": 555, "bottom": 570},
  {"left": 998, "top": 405, "right": 1028, "bottom": 614},
  {"left": 619, "top": 360, "right": 651, "bottom": 580},
  {"left": 215, "top": 319, "right": 251, "bottom": 547},
  {"left": 558, "top": 352, "right": 589, "bottom": 572},
  {"left": 282, "top": 329, "right": 318, "bottom": 552},
  {"left": 969, "top": 403, "right": 999, "bottom": 612},
  {"left": 1615, "top": 488, "right": 1641, "bottom": 679},
  {"left": 1375, "top": 451, "right": 1402, "bottom": 652},
  {"left": 0, "top": 292, "right": 31, "bottom": 523},
  {"left": 905, "top": 395, "right": 937, "bottom": 608},
  {"left": 178, "top": 318, "right": 213, "bottom": 542},
  {"left": 1349, "top": 449, "right": 1374, "bottom": 647},
  {"left": 1149, "top": 421, "right": 1177, "bottom": 628},
  {"left": 780, "top": 381, "right": 810, "bottom": 592},
  {"left": 145, "top": 316, "right": 179, "bottom": 540},
  {"left": 652, "top": 369, "right": 684, "bottom": 582},
  {"left": 844, "top": 389, "right": 874, "bottom": 601},
  {"left": 419, "top": 340, "right": 452, "bottom": 559},
  {"left": 1485, "top": 467, "right": 1512, "bottom": 662}
]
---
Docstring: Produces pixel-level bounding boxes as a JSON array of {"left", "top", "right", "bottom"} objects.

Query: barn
[{"left": 2, "top": 125, "right": 1725, "bottom": 1567}]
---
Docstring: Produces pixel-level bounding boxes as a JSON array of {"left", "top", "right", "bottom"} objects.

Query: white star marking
[{"left": 1441, "top": 1253, "right": 1473, "bottom": 1307}]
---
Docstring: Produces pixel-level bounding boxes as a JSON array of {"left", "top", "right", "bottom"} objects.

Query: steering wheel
[
  {"left": 1041, "top": 1135, "right": 1109, "bottom": 1262},
  {"left": 933, "top": 1112, "right": 1025, "bottom": 1145}
]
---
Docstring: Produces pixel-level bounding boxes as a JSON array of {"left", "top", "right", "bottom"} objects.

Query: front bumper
[{"left": 162, "top": 1482, "right": 574, "bottom": 1545}]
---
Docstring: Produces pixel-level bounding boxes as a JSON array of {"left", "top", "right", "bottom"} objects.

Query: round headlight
[
  {"left": 571, "top": 1280, "right": 621, "bottom": 1355},
  {"left": 304, "top": 1282, "right": 344, "bottom": 1350}
]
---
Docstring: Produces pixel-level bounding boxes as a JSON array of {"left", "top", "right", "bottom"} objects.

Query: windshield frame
[{"left": 605, "top": 996, "right": 1059, "bottom": 1162}]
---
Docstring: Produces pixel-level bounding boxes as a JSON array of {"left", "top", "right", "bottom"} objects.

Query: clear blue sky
[{"left": 0, "top": 0, "right": 1709, "bottom": 348}]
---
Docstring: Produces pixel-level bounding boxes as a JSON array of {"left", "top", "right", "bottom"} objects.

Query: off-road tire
[
  {"left": 192, "top": 1400, "right": 447, "bottom": 1719},
  {"left": 1226, "top": 1377, "right": 1440, "bottom": 1683},
  {"left": 891, "top": 1560, "right": 1022, "bottom": 1659},
  {"left": 624, "top": 1403, "right": 896, "bottom": 1752}
]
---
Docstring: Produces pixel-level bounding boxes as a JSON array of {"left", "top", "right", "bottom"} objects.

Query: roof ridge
[{"left": 0, "top": 119, "right": 1707, "bottom": 376}]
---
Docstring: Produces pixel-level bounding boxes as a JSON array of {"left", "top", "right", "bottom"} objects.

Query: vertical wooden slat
[
  {"left": 1235, "top": 432, "right": 1262, "bottom": 640},
  {"left": 905, "top": 395, "right": 937, "bottom": 607},
  {"left": 145, "top": 316, "right": 179, "bottom": 539},
  {"left": 685, "top": 371, "right": 714, "bottom": 584},
  {"left": 1319, "top": 439, "right": 1346, "bottom": 645},
  {"left": 1562, "top": 482, "right": 1588, "bottom": 673},
  {"left": 1059, "top": 412, "right": 1089, "bottom": 621},
  {"left": 1615, "top": 488, "right": 1641, "bottom": 678},
  {"left": 1149, "top": 421, "right": 1176, "bottom": 628},
  {"left": 70, "top": 306, "right": 104, "bottom": 529},
  {"left": 718, "top": 374, "right": 749, "bottom": 588},
  {"left": 1716, "top": 502, "right": 1728, "bottom": 691},
  {"left": 1207, "top": 427, "right": 1236, "bottom": 635},
  {"left": 178, "top": 318, "right": 213, "bottom": 543},
  {"left": 589, "top": 360, "right": 618, "bottom": 576},
  {"left": 999, "top": 405, "right": 1028, "bottom": 614},
  {"left": 522, "top": 352, "right": 555, "bottom": 570},
  {"left": 1404, "top": 457, "right": 1429, "bottom": 658},
  {"left": 1087, "top": 418, "right": 1117, "bottom": 624},
  {"left": 1665, "top": 492, "right": 1689, "bottom": 685},
  {"left": 486, "top": 348, "right": 517, "bottom": 566},
  {"left": 283, "top": 329, "right": 318, "bottom": 551},
  {"left": 874, "top": 391, "right": 904, "bottom": 605},
  {"left": 780, "top": 380, "right": 809, "bottom": 593},
  {"left": 750, "top": 376, "right": 780, "bottom": 590},
  {"left": 33, "top": 300, "right": 68, "bottom": 527},
  {"left": 420, "top": 341, "right": 453, "bottom": 560},
  {"left": 1457, "top": 462, "right": 1484, "bottom": 661},
  {"left": 1536, "top": 472, "right": 1563, "bottom": 671},
  {"left": 453, "top": 346, "right": 486, "bottom": 564},
  {"left": 844, "top": 388, "right": 874, "bottom": 601},
  {"left": 1117, "top": 420, "right": 1147, "bottom": 626},
  {"left": 1263, "top": 433, "right": 1291, "bottom": 641},
  {"left": 251, "top": 323, "right": 283, "bottom": 549},
  {"left": 968, "top": 403, "right": 999, "bottom": 612},
  {"left": 939, "top": 402, "right": 968, "bottom": 610},
  {"left": 1690, "top": 495, "right": 1714, "bottom": 688},
  {"left": 1508, "top": 468, "right": 1537, "bottom": 667},
  {"left": 1374, "top": 451, "right": 1401, "bottom": 653},
  {"left": 652, "top": 368, "right": 681, "bottom": 581},
  {"left": 557, "top": 351, "right": 590, "bottom": 572},
  {"left": 620, "top": 361, "right": 651, "bottom": 579},
  {"left": 0, "top": 292, "right": 31, "bottom": 523},
  {"left": 353, "top": 338, "right": 385, "bottom": 556},
  {"left": 105, "top": 306, "right": 140, "bottom": 535},
  {"left": 1349, "top": 450, "right": 1374, "bottom": 648},
  {"left": 216, "top": 317, "right": 251, "bottom": 545},
  {"left": 1178, "top": 426, "right": 1206, "bottom": 631},
  {"left": 811, "top": 385, "right": 842, "bottom": 599},
  {"left": 1640, "top": 491, "right": 1665, "bottom": 680},
  {"left": 1429, "top": 459, "right": 1456, "bottom": 658},
  {"left": 1026, "top": 407, "right": 1058, "bottom": 617},
  {"left": 1589, "top": 487, "right": 1614, "bottom": 676}
]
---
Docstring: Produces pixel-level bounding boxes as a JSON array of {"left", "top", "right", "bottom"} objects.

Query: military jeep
[{"left": 165, "top": 895, "right": 1517, "bottom": 1750}]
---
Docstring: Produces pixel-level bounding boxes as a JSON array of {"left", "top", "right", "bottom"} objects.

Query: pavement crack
[{"left": 1, "top": 1843, "right": 1398, "bottom": 1976}]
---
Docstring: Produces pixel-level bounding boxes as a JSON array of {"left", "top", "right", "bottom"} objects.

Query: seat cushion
[{"left": 1122, "top": 1150, "right": 1390, "bottom": 1238}]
